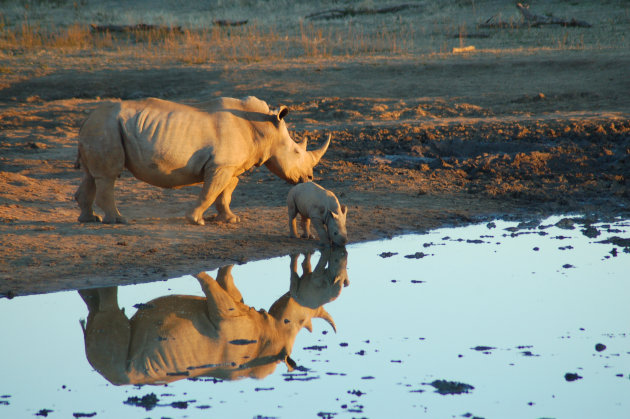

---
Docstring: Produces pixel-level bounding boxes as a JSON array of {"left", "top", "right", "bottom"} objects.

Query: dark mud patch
[
  {"left": 304, "top": 345, "right": 327, "bottom": 351},
  {"left": 229, "top": 339, "right": 258, "bottom": 345},
  {"left": 428, "top": 380, "right": 475, "bottom": 395},
  {"left": 378, "top": 252, "right": 398, "bottom": 258},
  {"left": 404, "top": 252, "right": 430, "bottom": 259},
  {"left": 133, "top": 303, "right": 155, "bottom": 310},
  {"left": 283, "top": 372, "right": 319, "bottom": 382},
  {"left": 72, "top": 413, "right": 96, "bottom": 418},
  {"left": 124, "top": 393, "right": 159, "bottom": 411},
  {"left": 472, "top": 345, "right": 496, "bottom": 352},
  {"left": 565, "top": 373, "right": 583, "bottom": 382},
  {"left": 170, "top": 400, "right": 190, "bottom": 409},
  {"left": 598, "top": 236, "right": 630, "bottom": 249}
]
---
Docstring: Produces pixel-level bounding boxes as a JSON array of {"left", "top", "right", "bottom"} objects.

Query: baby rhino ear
[{"left": 341, "top": 204, "right": 348, "bottom": 215}]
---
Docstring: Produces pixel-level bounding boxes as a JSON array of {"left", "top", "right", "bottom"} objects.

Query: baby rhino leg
[
  {"left": 288, "top": 200, "right": 300, "bottom": 238},
  {"left": 300, "top": 215, "right": 315, "bottom": 239},
  {"left": 311, "top": 219, "right": 330, "bottom": 246}
]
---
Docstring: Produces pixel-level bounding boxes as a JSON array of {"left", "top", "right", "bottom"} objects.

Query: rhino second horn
[{"left": 308, "top": 134, "right": 331, "bottom": 165}]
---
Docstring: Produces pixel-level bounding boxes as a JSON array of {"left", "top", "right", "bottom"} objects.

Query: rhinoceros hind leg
[
  {"left": 76, "top": 172, "right": 102, "bottom": 223},
  {"left": 210, "top": 177, "right": 241, "bottom": 223},
  {"left": 187, "top": 168, "right": 234, "bottom": 226},
  {"left": 78, "top": 213, "right": 102, "bottom": 223},
  {"left": 94, "top": 177, "right": 127, "bottom": 224}
]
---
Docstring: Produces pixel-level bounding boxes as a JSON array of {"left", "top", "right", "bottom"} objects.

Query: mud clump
[
  {"left": 404, "top": 252, "right": 429, "bottom": 259},
  {"left": 564, "top": 372, "right": 583, "bottom": 382},
  {"left": 581, "top": 226, "right": 600, "bottom": 238},
  {"left": 555, "top": 218, "right": 576, "bottom": 230},
  {"left": 429, "top": 379, "right": 475, "bottom": 395},
  {"left": 379, "top": 252, "right": 398, "bottom": 258},
  {"left": 471, "top": 345, "right": 495, "bottom": 353},
  {"left": 598, "top": 237, "right": 630, "bottom": 250},
  {"left": 124, "top": 393, "right": 159, "bottom": 411}
]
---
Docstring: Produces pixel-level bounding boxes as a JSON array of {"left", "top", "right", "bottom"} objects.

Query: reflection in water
[
  {"left": 2, "top": 219, "right": 629, "bottom": 417},
  {"left": 290, "top": 247, "right": 349, "bottom": 309},
  {"left": 79, "top": 248, "right": 348, "bottom": 385}
]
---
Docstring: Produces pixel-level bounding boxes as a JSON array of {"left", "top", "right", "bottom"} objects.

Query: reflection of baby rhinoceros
[
  {"left": 75, "top": 96, "right": 330, "bottom": 225},
  {"left": 78, "top": 265, "right": 335, "bottom": 385},
  {"left": 287, "top": 182, "right": 348, "bottom": 247},
  {"left": 290, "top": 247, "right": 349, "bottom": 309}
]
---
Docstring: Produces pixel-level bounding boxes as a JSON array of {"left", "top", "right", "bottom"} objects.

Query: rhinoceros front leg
[
  {"left": 187, "top": 168, "right": 234, "bottom": 225},
  {"left": 209, "top": 176, "right": 241, "bottom": 223},
  {"left": 300, "top": 216, "right": 316, "bottom": 239},
  {"left": 313, "top": 247, "right": 330, "bottom": 274},
  {"left": 311, "top": 218, "right": 331, "bottom": 247}
]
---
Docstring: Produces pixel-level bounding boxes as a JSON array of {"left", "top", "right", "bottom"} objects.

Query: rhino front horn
[
  {"left": 309, "top": 134, "right": 331, "bottom": 165},
  {"left": 316, "top": 306, "right": 337, "bottom": 333}
]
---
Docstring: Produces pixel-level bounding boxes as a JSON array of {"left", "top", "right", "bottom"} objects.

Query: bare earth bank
[{"left": 1, "top": 52, "right": 629, "bottom": 297}]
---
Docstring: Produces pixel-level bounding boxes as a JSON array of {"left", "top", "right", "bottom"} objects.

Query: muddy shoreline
[
  {"left": 1, "top": 52, "right": 629, "bottom": 297},
  {"left": 2, "top": 112, "right": 628, "bottom": 298}
]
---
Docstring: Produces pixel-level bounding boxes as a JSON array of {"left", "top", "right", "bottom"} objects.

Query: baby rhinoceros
[{"left": 287, "top": 182, "right": 348, "bottom": 247}]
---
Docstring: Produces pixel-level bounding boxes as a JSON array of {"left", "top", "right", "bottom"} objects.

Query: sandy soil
[{"left": 1, "top": 14, "right": 629, "bottom": 297}]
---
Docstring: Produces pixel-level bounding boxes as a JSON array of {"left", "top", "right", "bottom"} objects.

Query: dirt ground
[{"left": 1, "top": 3, "right": 629, "bottom": 298}]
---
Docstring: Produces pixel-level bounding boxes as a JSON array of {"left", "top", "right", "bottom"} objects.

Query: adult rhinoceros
[
  {"left": 79, "top": 265, "right": 336, "bottom": 384},
  {"left": 75, "top": 96, "right": 330, "bottom": 225}
]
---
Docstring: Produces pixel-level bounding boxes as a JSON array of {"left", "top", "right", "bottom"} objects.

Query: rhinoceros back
[{"left": 117, "top": 99, "right": 220, "bottom": 188}]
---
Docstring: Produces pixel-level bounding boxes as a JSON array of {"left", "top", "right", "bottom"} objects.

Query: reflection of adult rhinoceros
[
  {"left": 75, "top": 96, "right": 331, "bottom": 225},
  {"left": 290, "top": 247, "right": 349, "bottom": 309},
  {"left": 79, "top": 265, "right": 336, "bottom": 385}
]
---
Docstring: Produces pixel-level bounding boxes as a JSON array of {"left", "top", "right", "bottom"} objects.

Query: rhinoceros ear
[
  {"left": 276, "top": 105, "right": 289, "bottom": 121},
  {"left": 341, "top": 204, "right": 348, "bottom": 215}
]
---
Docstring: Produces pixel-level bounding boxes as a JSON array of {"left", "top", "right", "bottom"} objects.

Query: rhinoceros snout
[
  {"left": 296, "top": 174, "right": 313, "bottom": 183},
  {"left": 333, "top": 235, "right": 348, "bottom": 247}
]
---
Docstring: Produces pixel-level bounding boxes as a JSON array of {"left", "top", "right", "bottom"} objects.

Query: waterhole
[{"left": 1, "top": 216, "right": 628, "bottom": 418}]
